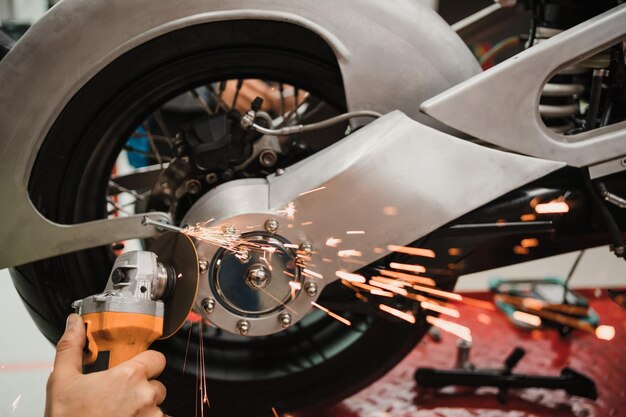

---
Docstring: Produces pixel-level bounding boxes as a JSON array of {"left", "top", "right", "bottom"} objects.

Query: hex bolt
[
  {"left": 238, "top": 250, "right": 251, "bottom": 263},
  {"left": 222, "top": 224, "right": 238, "bottom": 236},
  {"left": 299, "top": 243, "right": 313, "bottom": 255},
  {"left": 236, "top": 320, "right": 250, "bottom": 336},
  {"left": 205, "top": 172, "right": 219, "bottom": 185},
  {"left": 275, "top": 168, "right": 286, "bottom": 176},
  {"left": 259, "top": 149, "right": 278, "bottom": 167},
  {"left": 621, "top": 157, "right": 626, "bottom": 168},
  {"left": 202, "top": 298, "right": 215, "bottom": 314},
  {"left": 304, "top": 282, "right": 318, "bottom": 297},
  {"left": 265, "top": 219, "right": 279, "bottom": 233},
  {"left": 198, "top": 258, "right": 209, "bottom": 274},
  {"left": 185, "top": 179, "right": 202, "bottom": 195},
  {"left": 278, "top": 312, "right": 292, "bottom": 328}
]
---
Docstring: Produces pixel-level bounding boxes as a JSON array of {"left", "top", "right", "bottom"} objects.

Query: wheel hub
[{"left": 211, "top": 233, "right": 297, "bottom": 316}]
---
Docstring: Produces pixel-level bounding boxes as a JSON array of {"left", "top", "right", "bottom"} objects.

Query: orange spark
[
  {"left": 521, "top": 238, "right": 539, "bottom": 248},
  {"left": 535, "top": 201, "right": 569, "bottom": 214},
  {"left": 514, "top": 245, "right": 530, "bottom": 255},
  {"left": 325, "top": 237, "right": 342, "bottom": 248},
  {"left": 301, "top": 221, "right": 313, "bottom": 226},
  {"left": 288, "top": 281, "right": 302, "bottom": 290},
  {"left": 283, "top": 243, "right": 299, "bottom": 249},
  {"left": 338, "top": 249, "right": 362, "bottom": 257},
  {"left": 387, "top": 245, "right": 436, "bottom": 258},
  {"left": 412, "top": 284, "right": 462, "bottom": 301},
  {"left": 346, "top": 230, "right": 366, "bottom": 235},
  {"left": 426, "top": 316, "right": 472, "bottom": 342},
  {"left": 421, "top": 301, "right": 460, "bottom": 318},
  {"left": 520, "top": 213, "right": 537, "bottom": 221},
  {"left": 369, "top": 280, "right": 409, "bottom": 296},
  {"left": 512, "top": 310, "right": 542, "bottom": 326},
  {"left": 299, "top": 186, "right": 327, "bottom": 196},
  {"left": 477, "top": 313, "right": 492, "bottom": 325},
  {"left": 302, "top": 268, "right": 323, "bottom": 279},
  {"left": 378, "top": 304, "right": 416, "bottom": 323},
  {"left": 335, "top": 271, "right": 366, "bottom": 283},
  {"left": 371, "top": 276, "right": 408, "bottom": 287},
  {"left": 380, "top": 269, "right": 436, "bottom": 286},
  {"left": 277, "top": 201, "right": 297, "bottom": 220},
  {"left": 595, "top": 325, "right": 615, "bottom": 341},
  {"left": 370, "top": 289, "right": 395, "bottom": 298},
  {"left": 383, "top": 206, "right": 398, "bottom": 216},
  {"left": 311, "top": 301, "right": 351, "bottom": 326},
  {"left": 389, "top": 262, "right": 426, "bottom": 274},
  {"left": 373, "top": 247, "right": 384, "bottom": 254},
  {"left": 322, "top": 258, "right": 333, "bottom": 263},
  {"left": 448, "top": 248, "right": 462, "bottom": 256},
  {"left": 350, "top": 281, "right": 384, "bottom": 292},
  {"left": 272, "top": 407, "right": 280, "bottom": 417}
]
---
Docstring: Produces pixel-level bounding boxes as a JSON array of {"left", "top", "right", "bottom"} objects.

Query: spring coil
[
  {"left": 534, "top": 28, "right": 587, "bottom": 133},
  {"left": 534, "top": 27, "right": 613, "bottom": 134}
]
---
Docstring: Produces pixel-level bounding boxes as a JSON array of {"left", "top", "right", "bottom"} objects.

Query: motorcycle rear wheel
[{"left": 10, "top": 20, "right": 430, "bottom": 416}]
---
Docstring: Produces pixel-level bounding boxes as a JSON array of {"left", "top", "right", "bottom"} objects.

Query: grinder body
[{"left": 73, "top": 251, "right": 173, "bottom": 372}]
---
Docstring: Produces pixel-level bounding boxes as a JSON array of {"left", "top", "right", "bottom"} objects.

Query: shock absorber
[{"left": 526, "top": 0, "right": 615, "bottom": 134}]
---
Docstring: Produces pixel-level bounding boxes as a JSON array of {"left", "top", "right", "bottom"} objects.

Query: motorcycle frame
[{"left": 0, "top": 0, "right": 623, "bottom": 271}]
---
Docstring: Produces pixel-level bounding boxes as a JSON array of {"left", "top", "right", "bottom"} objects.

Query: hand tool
[
  {"left": 415, "top": 346, "right": 597, "bottom": 402},
  {"left": 72, "top": 232, "right": 199, "bottom": 372}
]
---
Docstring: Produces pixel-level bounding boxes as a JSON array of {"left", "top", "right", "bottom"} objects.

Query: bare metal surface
[
  {"left": 421, "top": 4, "right": 626, "bottom": 168},
  {"left": 183, "top": 111, "right": 563, "bottom": 336},
  {"left": 0, "top": 212, "right": 170, "bottom": 269},
  {"left": 0, "top": 0, "right": 479, "bottom": 270}
]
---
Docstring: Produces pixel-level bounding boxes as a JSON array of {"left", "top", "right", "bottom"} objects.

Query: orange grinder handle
[{"left": 81, "top": 311, "right": 164, "bottom": 373}]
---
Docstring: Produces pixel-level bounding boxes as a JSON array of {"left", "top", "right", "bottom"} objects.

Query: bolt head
[
  {"left": 198, "top": 258, "right": 209, "bottom": 274},
  {"left": 304, "top": 282, "right": 318, "bottom": 297},
  {"left": 246, "top": 265, "right": 272, "bottom": 289},
  {"left": 205, "top": 172, "right": 219, "bottom": 185},
  {"left": 186, "top": 179, "right": 202, "bottom": 195},
  {"left": 279, "top": 312, "right": 292, "bottom": 328},
  {"left": 299, "top": 243, "right": 313, "bottom": 255},
  {"left": 237, "top": 250, "right": 251, "bottom": 263},
  {"left": 237, "top": 320, "right": 250, "bottom": 336},
  {"left": 621, "top": 157, "right": 626, "bottom": 167},
  {"left": 202, "top": 298, "right": 215, "bottom": 314},
  {"left": 276, "top": 168, "right": 286, "bottom": 176},
  {"left": 265, "top": 219, "right": 279, "bottom": 233},
  {"left": 259, "top": 149, "right": 277, "bottom": 167},
  {"left": 222, "top": 224, "right": 238, "bottom": 236}
]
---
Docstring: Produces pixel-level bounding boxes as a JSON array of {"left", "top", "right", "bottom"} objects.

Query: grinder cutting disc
[{"left": 149, "top": 232, "right": 199, "bottom": 339}]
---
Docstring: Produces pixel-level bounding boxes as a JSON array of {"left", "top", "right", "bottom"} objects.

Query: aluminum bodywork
[
  {"left": 182, "top": 111, "right": 564, "bottom": 335},
  {"left": 421, "top": 3, "right": 626, "bottom": 170},
  {"left": 0, "top": 0, "right": 479, "bottom": 268}
]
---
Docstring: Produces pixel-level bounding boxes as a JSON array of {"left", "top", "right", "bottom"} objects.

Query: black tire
[{"left": 10, "top": 20, "right": 428, "bottom": 416}]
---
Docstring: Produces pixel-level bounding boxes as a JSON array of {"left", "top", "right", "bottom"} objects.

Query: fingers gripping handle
[{"left": 81, "top": 312, "right": 163, "bottom": 373}]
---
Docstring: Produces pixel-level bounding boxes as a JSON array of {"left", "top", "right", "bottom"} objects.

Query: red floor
[{"left": 312, "top": 289, "right": 626, "bottom": 417}]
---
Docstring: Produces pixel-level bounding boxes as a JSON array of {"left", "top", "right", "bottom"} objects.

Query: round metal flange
[{"left": 185, "top": 212, "right": 326, "bottom": 337}]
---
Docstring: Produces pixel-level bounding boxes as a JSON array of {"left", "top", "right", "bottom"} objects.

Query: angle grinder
[{"left": 72, "top": 232, "right": 199, "bottom": 373}]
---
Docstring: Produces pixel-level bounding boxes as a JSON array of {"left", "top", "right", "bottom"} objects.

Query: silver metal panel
[
  {"left": 0, "top": 0, "right": 479, "bottom": 269},
  {"left": 421, "top": 4, "right": 626, "bottom": 168},
  {"left": 184, "top": 111, "right": 564, "bottom": 296},
  {"left": 0, "top": 212, "right": 171, "bottom": 269}
]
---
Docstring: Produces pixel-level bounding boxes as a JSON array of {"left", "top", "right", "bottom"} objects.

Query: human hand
[{"left": 44, "top": 314, "right": 168, "bottom": 417}]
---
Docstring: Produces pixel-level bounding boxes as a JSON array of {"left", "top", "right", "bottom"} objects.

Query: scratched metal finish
[{"left": 297, "top": 290, "right": 626, "bottom": 417}]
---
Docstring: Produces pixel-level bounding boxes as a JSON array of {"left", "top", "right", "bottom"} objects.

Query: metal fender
[{"left": 0, "top": 0, "right": 479, "bottom": 268}]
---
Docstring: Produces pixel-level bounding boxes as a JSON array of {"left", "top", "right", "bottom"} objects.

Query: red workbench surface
[{"left": 311, "top": 289, "right": 626, "bottom": 417}]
